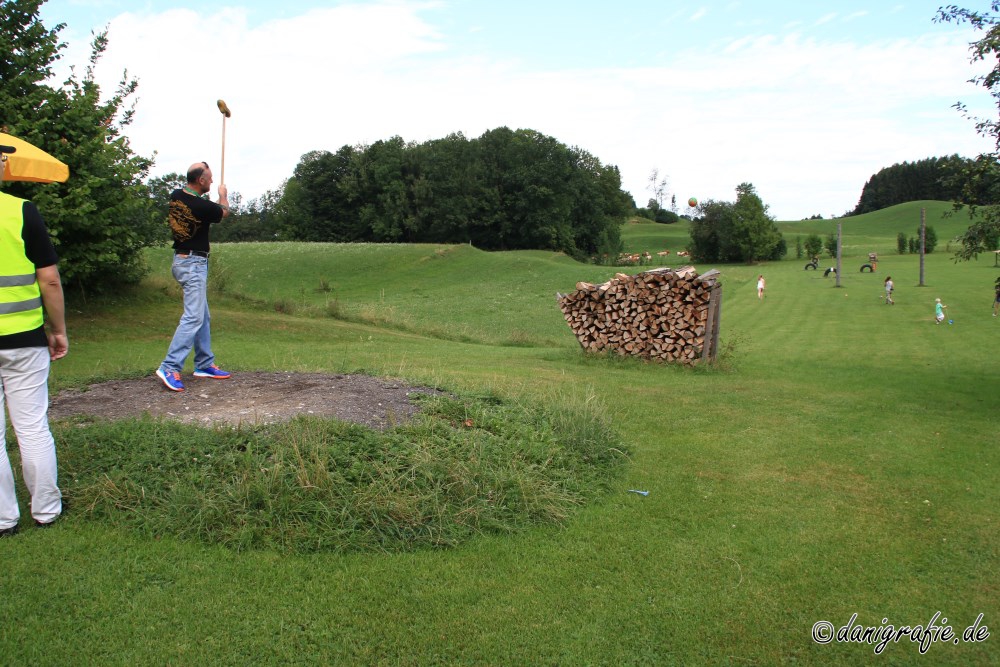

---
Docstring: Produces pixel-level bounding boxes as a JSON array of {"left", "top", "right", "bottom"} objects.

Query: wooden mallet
[{"left": 217, "top": 99, "right": 231, "bottom": 185}]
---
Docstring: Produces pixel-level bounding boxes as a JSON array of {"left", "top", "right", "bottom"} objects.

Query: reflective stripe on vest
[
  {"left": 0, "top": 273, "right": 37, "bottom": 287},
  {"left": 0, "top": 192, "right": 44, "bottom": 335}
]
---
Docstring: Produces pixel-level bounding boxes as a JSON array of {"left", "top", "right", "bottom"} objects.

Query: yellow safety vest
[{"left": 0, "top": 192, "right": 44, "bottom": 335}]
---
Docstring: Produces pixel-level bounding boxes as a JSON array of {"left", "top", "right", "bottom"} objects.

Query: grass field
[{"left": 1, "top": 202, "right": 997, "bottom": 664}]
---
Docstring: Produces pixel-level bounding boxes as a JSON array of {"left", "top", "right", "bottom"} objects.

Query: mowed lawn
[{"left": 1, "top": 202, "right": 997, "bottom": 664}]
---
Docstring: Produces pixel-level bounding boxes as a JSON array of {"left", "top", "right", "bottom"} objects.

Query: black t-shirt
[
  {"left": 169, "top": 189, "right": 224, "bottom": 253},
  {"left": 0, "top": 201, "right": 59, "bottom": 349}
]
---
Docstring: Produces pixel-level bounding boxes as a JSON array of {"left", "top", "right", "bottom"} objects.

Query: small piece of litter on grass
[{"left": 627, "top": 489, "right": 649, "bottom": 496}]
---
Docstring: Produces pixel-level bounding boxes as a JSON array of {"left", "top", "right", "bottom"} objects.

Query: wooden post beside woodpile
[{"left": 556, "top": 266, "right": 722, "bottom": 365}]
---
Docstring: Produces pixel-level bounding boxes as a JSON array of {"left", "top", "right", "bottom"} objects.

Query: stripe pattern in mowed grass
[{"left": 1, "top": 201, "right": 997, "bottom": 664}]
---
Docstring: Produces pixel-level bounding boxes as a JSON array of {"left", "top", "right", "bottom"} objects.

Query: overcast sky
[{"left": 41, "top": 0, "right": 997, "bottom": 220}]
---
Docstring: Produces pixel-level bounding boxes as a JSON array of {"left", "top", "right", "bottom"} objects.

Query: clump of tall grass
[
  {"left": 272, "top": 298, "right": 295, "bottom": 315},
  {"left": 54, "top": 392, "right": 627, "bottom": 553},
  {"left": 325, "top": 298, "right": 343, "bottom": 318},
  {"left": 207, "top": 262, "right": 231, "bottom": 293}
]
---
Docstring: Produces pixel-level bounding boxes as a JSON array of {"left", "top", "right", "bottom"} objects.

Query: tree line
[
  {"left": 849, "top": 155, "right": 1000, "bottom": 216},
  {"left": 268, "top": 129, "right": 632, "bottom": 261}
]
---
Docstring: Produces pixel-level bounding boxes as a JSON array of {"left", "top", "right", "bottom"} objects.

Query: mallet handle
[{"left": 220, "top": 114, "right": 226, "bottom": 186}]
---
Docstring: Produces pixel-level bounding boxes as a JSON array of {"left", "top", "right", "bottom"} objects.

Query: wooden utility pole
[
  {"left": 835, "top": 221, "right": 843, "bottom": 287},
  {"left": 919, "top": 207, "right": 926, "bottom": 286}
]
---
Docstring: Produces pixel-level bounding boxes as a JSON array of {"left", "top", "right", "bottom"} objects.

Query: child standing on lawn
[{"left": 934, "top": 298, "right": 947, "bottom": 324}]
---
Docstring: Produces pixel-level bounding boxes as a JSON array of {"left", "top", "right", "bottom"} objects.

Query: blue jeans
[{"left": 161, "top": 255, "right": 214, "bottom": 373}]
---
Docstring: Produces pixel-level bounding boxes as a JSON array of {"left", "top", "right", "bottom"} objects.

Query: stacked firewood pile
[{"left": 557, "top": 266, "right": 722, "bottom": 364}]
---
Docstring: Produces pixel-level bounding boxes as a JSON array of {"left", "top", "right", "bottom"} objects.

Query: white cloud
[
  {"left": 814, "top": 13, "right": 838, "bottom": 27},
  {"left": 56, "top": 2, "right": 996, "bottom": 220},
  {"left": 690, "top": 8, "right": 709, "bottom": 22}
]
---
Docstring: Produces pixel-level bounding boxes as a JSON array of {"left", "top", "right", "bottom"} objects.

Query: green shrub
[
  {"left": 824, "top": 233, "right": 838, "bottom": 257},
  {"left": 804, "top": 233, "right": 823, "bottom": 258},
  {"left": 654, "top": 209, "right": 679, "bottom": 224},
  {"left": 923, "top": 225, "right": 938, "bottom": 253},
  {"left": 769, "top": 235, "right": 788, "bottom": 260}
]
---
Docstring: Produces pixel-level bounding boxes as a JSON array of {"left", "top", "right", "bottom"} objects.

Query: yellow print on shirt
[{"left": 168, "top": 199, "right": 200, "bottom": 242}]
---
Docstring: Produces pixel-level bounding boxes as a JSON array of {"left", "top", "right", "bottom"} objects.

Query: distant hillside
[
  {"left": 778, "top": 201, "right": 976, "bottom": 255},
  {"left": 620, "top": 201, "right": 977, "bottom": 258}
]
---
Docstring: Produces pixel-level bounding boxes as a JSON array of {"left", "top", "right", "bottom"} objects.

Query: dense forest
[
  {"left": 262, "top": 128, "right": 633, "bottom": 261},
  {"left": 850, "top": 155, "right": 1000, "bottom": 215}
]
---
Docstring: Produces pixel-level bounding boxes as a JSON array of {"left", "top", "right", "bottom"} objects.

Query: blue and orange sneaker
[
  {"left": 156, "top": 367, "right": 185, "bottom": 392},
  {"left": 193, "top": 364, "right": 231, "bottom": 379}
]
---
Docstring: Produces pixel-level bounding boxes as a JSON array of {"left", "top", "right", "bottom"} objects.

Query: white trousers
[{"left": 0, "top": 346, "right": 62, "bottom": 528}]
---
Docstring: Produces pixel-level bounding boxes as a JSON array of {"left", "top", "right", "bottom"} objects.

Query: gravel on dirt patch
[{"left": 49, "top": 372, "right": 443, "bottom": 430}]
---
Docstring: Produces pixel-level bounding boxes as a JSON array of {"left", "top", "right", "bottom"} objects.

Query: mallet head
[{"left": 217, "top": 99, "right": 231, "bottom": 118}]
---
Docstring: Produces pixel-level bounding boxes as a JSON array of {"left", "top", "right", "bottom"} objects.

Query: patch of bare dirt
[{"left": 49, "top": 372, "right": 443, "bottom": 430}]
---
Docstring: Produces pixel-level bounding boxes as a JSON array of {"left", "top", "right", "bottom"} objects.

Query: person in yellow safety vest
[{"left": 0, "top": 190, "right": 68, "bottom": 538}]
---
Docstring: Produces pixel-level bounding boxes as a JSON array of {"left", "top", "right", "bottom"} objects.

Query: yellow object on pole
[{"left": 0, "top": 133, "right": 70, "bottom": 183}]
